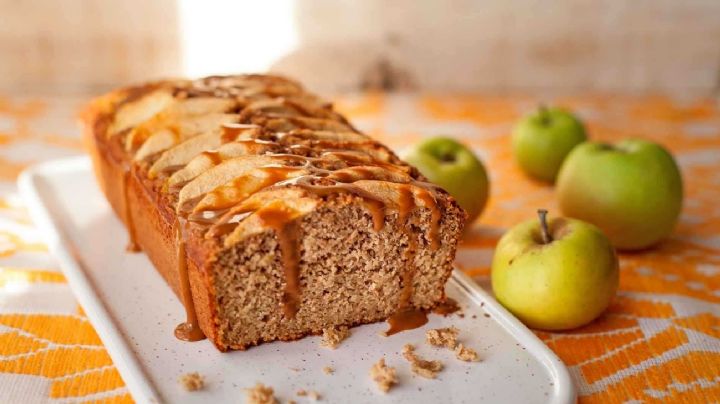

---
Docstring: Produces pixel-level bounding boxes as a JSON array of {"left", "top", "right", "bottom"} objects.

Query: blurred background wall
[
  {"left": 0, "top": 0, "right": 181, "bottom": 94},
  {"left": 275, "top": 0, "right": 720, "bottom": 95},
  {"left": 1, "top": 0, "right": 719, "bottom": 96}
]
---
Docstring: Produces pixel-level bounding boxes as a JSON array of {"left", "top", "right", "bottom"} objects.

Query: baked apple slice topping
[
  {"left": 260, "top": 116, "right": 355, "bottom": 133},
  {"left": 177, "top": 154, "right": 309, "bottom": 211},
  {"left": 167, "top": 140, "right": 281, "bottom": 187},
  {"left": 149, "top": 129, "right": 224, "bottom": 178},
  {"left": 150, "top": 124, "right": 265, "bottom": 178},
  {"left": 192, "top": 166, "right": 307, "bottom": 213},
  {"left": 125, "top": 97, "right": 237, "bottom": 156},
  {"left": 108, "top": 88, "right": 174, "bottom": 136},
  {"left": 133, "top": 113, "right": 240, "bottom": 161},
  {"left": 277, "top": 129, "right": 368, "bottom": 144},
  {"left": 209, "top": 188, "right": 318, "bottom": 242},
  {"left": 238, "top": 99, "right": 303, "bottom": 119}
]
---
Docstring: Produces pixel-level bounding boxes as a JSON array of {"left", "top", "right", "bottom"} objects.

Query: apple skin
[
  {"left": 403, "top": 137, "right": 489, "bottom": 224},
  {"left": 512, "top": 107, "right": 587, "bottom": 183},
  {"left": 556, "top": 139, "right": 683, "bottom": 250},
  {"left": 491, "top": 215, "right": 619, "bottom": 331}
]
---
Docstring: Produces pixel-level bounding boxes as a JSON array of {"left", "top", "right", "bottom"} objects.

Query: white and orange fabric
[{"left": 0, "top": 93, "right": 718, "bottom": 403}]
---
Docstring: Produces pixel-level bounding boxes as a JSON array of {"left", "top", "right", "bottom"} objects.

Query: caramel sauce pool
[
  {"left": 432, "top": 297, "right": 461, "bottom": 316},
  {"left": 384, "top": 309, "right": 429, "bottom": 336}
]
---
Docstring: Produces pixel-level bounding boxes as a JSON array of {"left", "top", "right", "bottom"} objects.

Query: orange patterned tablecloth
[{"left": 0, "top": 93, "right": 718, "bottom": 403}]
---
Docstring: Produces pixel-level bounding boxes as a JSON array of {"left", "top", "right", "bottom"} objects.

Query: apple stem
[
  {"left": 538, "top": 209, "right": 552, "bottom": 244},
  {"left": 538, "top": 104, "right": 550, "bottom": 126}
]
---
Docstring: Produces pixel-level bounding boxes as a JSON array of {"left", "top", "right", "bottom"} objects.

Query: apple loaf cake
[{"left": 82, "top": 74, "right": 466, "bottom": 351}]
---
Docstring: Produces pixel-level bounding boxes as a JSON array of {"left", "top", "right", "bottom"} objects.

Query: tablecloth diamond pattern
[{"left": 0, "top": 93, "right": 718, "bottom": 403}]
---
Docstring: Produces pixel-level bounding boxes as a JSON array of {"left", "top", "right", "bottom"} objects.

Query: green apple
[
  {"left": 556, "top": 139, "right": 683, "bottom": 250},
  {"left": 403, "top": 137, "right": 489, "bottom": 224},
  {"left": 512, "top": 106, "right": 587, "bottom": 183},
  {"left": 491, "top": 210, "right": 619, "bottom": 330}
]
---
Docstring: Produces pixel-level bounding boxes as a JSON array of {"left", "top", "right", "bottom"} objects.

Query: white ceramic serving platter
[{"left": 19, "top": 157, "right": 575, "bottom": 404}]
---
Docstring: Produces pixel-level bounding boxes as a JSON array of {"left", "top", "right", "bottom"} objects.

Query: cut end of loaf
[{"left": 211, "top": 194, "right": 464, "bottom": 350}]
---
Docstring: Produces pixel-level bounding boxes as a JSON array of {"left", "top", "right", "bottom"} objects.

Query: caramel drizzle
[
  {"left": 364, "top": 198, "right": 386, "bottom": 232},
  {"left": 220, "top": 123, "right": 263, "bottom": 143},
  {"left": 382, "top": 185, "right": 428, "bottom": 336},
  {"left": 414, "top": 189, "right": 441, "bottom": 250},
  {"left": 200, "top": 150, "right": 223, "bottom": 165},
  {"left": 180, "top": 152, "right": 401, "bottom": 221},
  {"left": 397, "top": 185, "right": 417, "bottom": 308},
  {"left": 255, "top": 205, "right": 302, "bottom": 318},
  {"left": 173, "top": 220, "right": 206, "bottom": 341},
  {"left": 195, "top": 165, "right": 304, "bottom": 213},
  {"left": 285, "top": 176, "right": 389, "bottom": 234}
]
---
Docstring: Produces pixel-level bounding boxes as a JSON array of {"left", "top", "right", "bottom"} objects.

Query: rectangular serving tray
[{"left": 19, "top": 157, "right": 575, "bottom": 404}]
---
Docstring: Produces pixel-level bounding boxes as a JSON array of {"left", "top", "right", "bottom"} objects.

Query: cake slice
[{"left": 82, "top": 74, "right": 466, "bottom": 351}]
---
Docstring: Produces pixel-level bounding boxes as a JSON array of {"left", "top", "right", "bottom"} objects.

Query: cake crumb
[
  {"left": 426, "top": 326, "right": 481, "bottom": 363},
  {"left": 403, "top": 344, "right": 444, "bottom": 379},
  {"left": 297, "top": 388, "right": 321, "bottom": 400},
  {"left": 308, "top": 390, "right": 322, "bottom": 400},
  {"left": 322, "top": 366, "right": 334, "bottom": 375},
  {"left": 245, "top": 383, "right": 278, "bottom": 404},
  {"left": 370, "top": 358, "right": 398, "bottom": 393},
  {"left": 426, "top": 326, "right": 459, "bottom": 349},
  {"left": 455, "top": 343, "right": 480, "bottom": 362},
  {"left": 179, "top": 372, "right": 205, "bottom": 391},
  {"left": 321, "top": 325, "right": 350, "bottom": 349}
]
